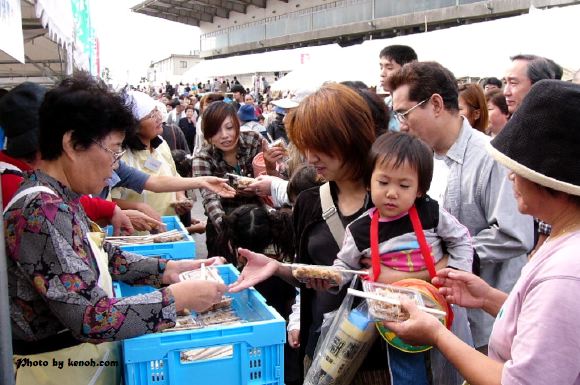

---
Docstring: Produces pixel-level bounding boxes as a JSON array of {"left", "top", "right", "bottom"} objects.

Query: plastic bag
[
  {"left": 304, "top": 277, "right": 378, "bottom": 385},
  {"left": 430, "top": 305, "right": 474, "bottom": 385}
]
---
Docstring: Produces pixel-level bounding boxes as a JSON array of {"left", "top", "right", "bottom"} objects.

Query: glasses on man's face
[
  {"left": 91, "top": 139, "right": 126, "bottom": 166},
  {"left": 394, "top": 97, "right": 430, "bottom": 123}
]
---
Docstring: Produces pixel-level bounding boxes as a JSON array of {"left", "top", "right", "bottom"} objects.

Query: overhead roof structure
[
  {"left": 131, "top": 0, "right": 286, "bottom": 27},
  {"left": 0, "top": 0, "right": 74, "bottom": 88}
]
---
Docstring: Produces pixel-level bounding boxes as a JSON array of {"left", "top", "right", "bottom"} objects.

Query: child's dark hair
[
  {"left": 171, "top": 149, "right": 192, "bottom": 178},
  {"left": 219, "top": 204, "right": 294, "bottom": 265},
  {"left": 287, "top": 164, "right": 325, "bottom": 204},
  {"left": 367, "top": 132, "right": 433, "bottom": 195}
]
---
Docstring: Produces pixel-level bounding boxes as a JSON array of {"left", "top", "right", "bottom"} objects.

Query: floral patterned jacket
[{"left": 5, "top": 170, "right": 176, "bottom": 343}]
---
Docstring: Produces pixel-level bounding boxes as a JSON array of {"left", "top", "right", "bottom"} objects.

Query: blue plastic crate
[
  {"left": 115, "top": 264, "right": 286, "bottom": 385},
  {"left": 105, "top": 215, "right": 196, "bottom": 260}
]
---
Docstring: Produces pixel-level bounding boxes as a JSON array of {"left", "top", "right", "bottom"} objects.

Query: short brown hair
[
  {"left": 200, "top": 92, "right": 225, "bottom": 113},
  {"left": 202, "top": 101, "right": 239, "bottom": 141},
  {"left": 369, "top": 132, "right": 433, "bottom": 195},
  {"left": 486, "top": 89, "right": 509, "bottom": 116},
  {"left": 286, "top": 83, "right": 375, "bottom": 181},
  {"left": 387, "top": 61, "right": 459, "bottom": 111}
]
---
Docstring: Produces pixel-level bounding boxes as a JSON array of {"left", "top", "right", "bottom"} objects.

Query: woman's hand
[
  {"left": 261, "top": 139, "right": 285, "bottom": 175},
  {"left": 432, "top": 268, "right": 491, "bottom": 309},
  {"left": 196, "top": 176, "right": 236, "bottom": 198},
  {"left": 172, "top": 198, "right": 193, "bottom": 216},
  {"left": 123, "top": 209, "right": 165, "bottom": 232},
  {"left": 288, "top": 329, "right": 300, "bottom": 348},
  {"left": 383, "top": 299, "right": 446, "bottom": 347},
  {"left": 228, "top": 248, "right": 280, "bottom": 292},
  {"left": 162, "top": 257, "right": 227, "bottom": 284},
  {"left": 304, "top": 277, "right": 334, "bottom": 291},
  {"left": 169, "top": 280, "right": 227, "bottom": 313},
  {"left": 246, "top": 175, "right": 278, "bottom": 197},
  {"left": 111, "top": 205, "right": 134, "bottom": 235},
  {"left": 133, "top": 202, "right": 163, "bottom": 222}
]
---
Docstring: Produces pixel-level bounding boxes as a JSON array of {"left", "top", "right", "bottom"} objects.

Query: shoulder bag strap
[
  {"left": 4, "top": 186, "right": 57, "bottom": 214},
  {"left": 319, "top": 182, "right": 345, "bottom": 248}
]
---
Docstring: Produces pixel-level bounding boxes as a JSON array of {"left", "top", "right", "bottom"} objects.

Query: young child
[
  {"left": 334, "top": 131, "right": 472, "bottom": 282},
  {"left": 217, "top": 204, "right": 300, "bottom": 385},
  {"left": 333, "top": 132, "right": 473, "bottom": 385}
]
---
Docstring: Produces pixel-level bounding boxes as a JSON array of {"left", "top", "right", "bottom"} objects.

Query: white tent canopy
[
  {"left": 180, "top": 44, "right": 342, "bottom": 83},
  {"left": 0, "top": 0, "right": 74, "bottom": 88},
  {"left": 272, "top": 4, "right": 580, "bottom": 92}
]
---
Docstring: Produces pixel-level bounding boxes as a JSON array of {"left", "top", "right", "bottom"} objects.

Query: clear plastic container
[
  {"left": 362, "top": 281, "right": 424, "bottom": 322},
  {"left": 226, "top": 173, "right": 255, "bottom": 189},
  {"left": 290, "top": 263, "right": 343, "bottom": 286},
  {"left": 179, "top": 266, "right": 224, "bottom": 284}
]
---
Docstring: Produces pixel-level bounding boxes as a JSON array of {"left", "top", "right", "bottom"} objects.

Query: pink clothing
[
  {"left": 380, "top": 248, "right": 428, "bottom": 272},
  {"left": 488, "top": 231, "right": 580, "bottom": 385}
]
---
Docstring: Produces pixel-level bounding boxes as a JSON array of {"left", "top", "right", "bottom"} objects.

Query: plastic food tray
[
  {"left": 362, "top": 281, "right": 424, "bottom": 322},
  {"left": 105, "top": 215, "right": 196, "bottom": 260},
  {"left": 114, "top": 264, "right": 286, "bottom": 385}
]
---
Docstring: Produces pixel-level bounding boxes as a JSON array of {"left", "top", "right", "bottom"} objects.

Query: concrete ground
[{"left": 191, "top": 190, "right": 208, "bottom": 259}]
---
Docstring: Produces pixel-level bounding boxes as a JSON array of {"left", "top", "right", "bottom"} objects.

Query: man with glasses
[{"left": 387, "top": 61, "right": 534, "bottom": 354}]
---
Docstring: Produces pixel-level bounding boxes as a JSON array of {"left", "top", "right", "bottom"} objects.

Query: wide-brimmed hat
[
  {"left": 237, "top": 104, "right": 257, "bottom": 122},
  {"left": 488, "top": 79, "right": 580, "bottom": 195},
  {"left": 0, "top": 82, "right": 46, "bottom": 157}
]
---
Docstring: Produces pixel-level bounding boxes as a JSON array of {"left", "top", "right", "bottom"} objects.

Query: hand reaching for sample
[
  {"left": 246, "top": 174, "right": 278, "bottom": 197},
  {"left": 196, "top": 176, "right": 236, "bottom": 198},
  {"left": 110, "top": 205, "right": 134, "bottom": 235},
  {"left": 123, "top": 209, "right": 165, "bottom": 232},
  {"left": 432, "top": 268, "right": 491, "bottom": 309},
  {"left": 228, "top": 248, "right": 280, "bottom": 292}
]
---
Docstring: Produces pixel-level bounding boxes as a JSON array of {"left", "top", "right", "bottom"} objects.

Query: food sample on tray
[
  {"left": 105, "top": 229, "right": 183, "bottom": 246},
  {"left": 290, "top": 263, "right": 343, "bottom": 286},
  {"left": 362, "top": 281, "right": 424, "bottom": 322},
  {"left": 164, "top": 308, "right": 242, "bottom": 332}
]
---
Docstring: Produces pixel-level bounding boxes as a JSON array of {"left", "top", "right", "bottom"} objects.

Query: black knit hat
[
  {"left": 488, "top": 79, "right": 580, "bottom": 195},
  {"left": 0, "top": 82, "right": 46, "bottom": 158}
]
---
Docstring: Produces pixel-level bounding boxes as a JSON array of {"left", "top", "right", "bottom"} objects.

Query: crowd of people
[{"left": 1, "top": 42, "right": 580, "bottom": 385}]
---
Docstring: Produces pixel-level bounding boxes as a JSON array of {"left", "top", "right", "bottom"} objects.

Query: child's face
[{"left": 370, "top": 159, "right": 421, "bottom": 218}]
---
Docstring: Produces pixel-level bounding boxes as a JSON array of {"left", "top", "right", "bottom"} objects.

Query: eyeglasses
[
  {"left": 394, "top": 97, "right": 430, "bottom": 123},
  {"left": 91, "top": 139, "right": 126, "bottom": 165},
  {"left": 142, "top": 108, "right": 163, "bottom": 123}
]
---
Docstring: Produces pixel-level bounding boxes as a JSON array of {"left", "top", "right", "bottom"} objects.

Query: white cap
[
  {"left": 271, "top": 88, "right": 314, "bottom": 109},
  {"left": 125, "top": 90, "right": 157, "bottom": 120}
]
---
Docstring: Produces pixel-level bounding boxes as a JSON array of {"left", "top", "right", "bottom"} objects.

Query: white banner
[{"left": 0, "top": 0, "right": 25, "bottom": 63}]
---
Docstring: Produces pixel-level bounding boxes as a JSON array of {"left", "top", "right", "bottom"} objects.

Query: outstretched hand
[
  {"left": 228, "top": 248, "right": 280, "bottom": 292},
  {"left": 432, "top": 268, "right": 491, "bottom": 309},
  {"left": 383, "top": 299, "right": 445, "bottom": 347},
  {"left": 197, "top": 176, "right": 236, "bottom": 198}
]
